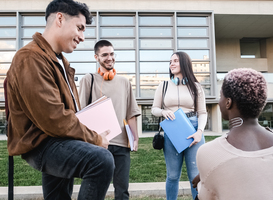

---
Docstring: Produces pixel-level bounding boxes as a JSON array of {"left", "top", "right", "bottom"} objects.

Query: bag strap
[
  {"left": 88, "top": 73, "right": 94, "bottom": 105},
  {"left": 157, "top": 81, "right": 168, "bottom": 131},
  {"left": 161, "top": 81, "right": 168, "bottom": 109}
]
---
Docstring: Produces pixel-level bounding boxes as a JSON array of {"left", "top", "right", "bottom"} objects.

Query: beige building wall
[
  {"left": 1, "top": 0, "right": 273, "bottom": 14},
  {"left": 211, "top": 104, "right": 222, "bottom": 133},
  {"left": 267, "top": 38, "right": 273, "bottom": 73},
  {"left": 216, "top": 38, "right": 269, "bottom": 72}
]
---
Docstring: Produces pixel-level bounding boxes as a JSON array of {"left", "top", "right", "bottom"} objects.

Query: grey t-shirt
[{"left": 79, "top": 72, "right": 141, "bottom": 147}]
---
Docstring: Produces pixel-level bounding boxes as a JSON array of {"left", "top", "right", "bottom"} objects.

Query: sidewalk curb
[{"left": 0, "top": 182, "right": 191, "bottom": 199}]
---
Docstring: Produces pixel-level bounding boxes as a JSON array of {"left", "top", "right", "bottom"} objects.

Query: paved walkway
[{"left": 0, "top": 182, "right": 191, "bottom": 199}]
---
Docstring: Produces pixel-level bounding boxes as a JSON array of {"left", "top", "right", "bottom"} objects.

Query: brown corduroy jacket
[{"left": 6, "top": 32, "right": 102, "bottom": 156}]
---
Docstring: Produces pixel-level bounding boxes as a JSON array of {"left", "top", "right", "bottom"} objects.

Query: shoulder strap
[
  {"left": 88, "top": 73, "right": 94, "bottom": 105},
  {"left": 158, "top": 81, "right": 168, "bottom": 131},
  {"left": 161, "top": 81, "right": 168, "bottom": 109}
]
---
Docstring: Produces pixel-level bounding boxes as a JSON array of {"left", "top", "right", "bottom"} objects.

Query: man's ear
[
  {"left": 226, "top": 98, "right": 233, "bottom": 110},
  {"left": 94, "top": 54, "right": 98, "bottom": 61},
  {"left": 55, "top": 12, "right": 64, "bottom": 27}
]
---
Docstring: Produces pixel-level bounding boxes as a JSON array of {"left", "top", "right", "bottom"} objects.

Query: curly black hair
[{"left": 222, "top": 68, "right": 267, "bottom": 118}]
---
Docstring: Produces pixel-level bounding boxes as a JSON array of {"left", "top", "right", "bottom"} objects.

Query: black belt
[{"left": 186, "top": 111, "right": 196, "bottom": 118}]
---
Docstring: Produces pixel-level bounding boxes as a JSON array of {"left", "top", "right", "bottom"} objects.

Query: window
[
  {"left": 0, "top": 14, "right": 16, "bottom": 101},
  {"left": 142, "top": 105, "right": 160, "bottom": 132},
  {"left": 139, "top": 15, "right": 173, "bottom": 98},
  {"left": 100, "top": 15, "right": 136, "bottom": 95},
  {"left": 0, "top": 11, "right": 215, "bottom": 101},
  {"left": 177, "top": 15, "right": 212, "bottom": 96},
  {"left": 240, "top": 38, "right": 266, "bottom": 58}
]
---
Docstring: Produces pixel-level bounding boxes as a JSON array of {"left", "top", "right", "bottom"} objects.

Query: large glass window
[
  {"left": 0, "top": 15, "right": 16, "bottom": 101},
  {"left": 139, "top": 16, "right": 172, "bottom": 26},
  {"left": 177, "top": 27, "right": 208, "bottom": 37},
  {"left": 177, "top": 15, "right": 211, "bottom": 96},
  {"left": 139, "top": 15, "right": 173, "bottom": 98},
  {"left": 100, "top": 16, "right": 134, "bottom": 26},
  {"left": 139, "top": 27, "right": 172, "bottom": 37},
  {"left": 177, "top": 16, "right": 208, "bottom": 26},
  {"left": 140, "top": 39, "right": 173, "bottom": 49},
  {"left": 100, "top": 15, "right": 136, "bottom": 95},
  {"left": 0, "top": 11, "right": 215, "bottom": 111}
]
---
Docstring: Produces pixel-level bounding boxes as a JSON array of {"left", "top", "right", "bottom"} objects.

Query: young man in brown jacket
[{"left": 6, "top": 0, "right": 114, "bottom": 199}]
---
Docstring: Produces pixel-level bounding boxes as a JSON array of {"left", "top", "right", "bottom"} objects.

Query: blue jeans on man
[
  {"left": 164, "top": 115, "right": 205, "bottom": 200},
  {"left": 22, "top": 137, "right": 115, "bottom": 200}
]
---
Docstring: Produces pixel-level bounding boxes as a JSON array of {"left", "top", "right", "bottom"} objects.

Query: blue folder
[{"left": 160, "top": 108, "right": 196, "bottom": 153}]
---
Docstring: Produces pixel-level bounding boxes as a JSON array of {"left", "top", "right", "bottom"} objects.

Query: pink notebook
[{"left": 76, "top": 97, "right": 121, "bottom": 141}]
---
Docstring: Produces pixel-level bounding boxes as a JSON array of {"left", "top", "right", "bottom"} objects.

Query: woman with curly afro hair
[{"left": 195, "top": 68, "right": 273, "bottom": 200}]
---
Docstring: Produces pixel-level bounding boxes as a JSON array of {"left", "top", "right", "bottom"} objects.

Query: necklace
[{"left": 229, "top": 117, "right": 243, "bottom": 129}]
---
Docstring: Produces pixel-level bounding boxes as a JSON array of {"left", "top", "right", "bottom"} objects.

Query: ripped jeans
[{"left": 163, "top": 115, "right": 205, "bottom": 200}]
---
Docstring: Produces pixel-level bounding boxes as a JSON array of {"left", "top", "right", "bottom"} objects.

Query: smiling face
[
  {"left": 59, "top": 13, "right": 86, "bottom": 53},
  {"left": 95, "top": 46, "right": 115, "bottom": 71},
  {"left": 169, "top": 54, "right": 181, "bottom": 76}
]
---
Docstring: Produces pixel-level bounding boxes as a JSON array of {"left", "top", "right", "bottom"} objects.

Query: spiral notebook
[{"left": 160, "top": 108, "right": 196, "bottom": 153}]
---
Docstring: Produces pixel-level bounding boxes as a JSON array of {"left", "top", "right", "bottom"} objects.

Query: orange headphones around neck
[{"left": 98, "top": 68, "right": 116, "bottom": 80}]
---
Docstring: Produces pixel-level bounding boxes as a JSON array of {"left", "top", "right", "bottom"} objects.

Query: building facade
[{"left": 0, "top": 0, "right": 273, "bottom": 135}]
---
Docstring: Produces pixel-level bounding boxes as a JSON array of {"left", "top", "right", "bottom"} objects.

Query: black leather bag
[
  {"left": 152, "top": 129, "right": 164, "bottom": 150},
  {"left": 152, "top": 81, "right": 168, "bottom": 150}
]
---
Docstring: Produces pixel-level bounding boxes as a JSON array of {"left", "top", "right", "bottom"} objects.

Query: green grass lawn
[{"left": 0, "top": 136, "right": 219, "bottom": 187}]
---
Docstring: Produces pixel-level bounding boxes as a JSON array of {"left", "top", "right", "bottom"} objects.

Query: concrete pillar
[
  {"left": 267, "top": 37, "right": 273, "bottom": 73},
  {"left": 137, "top": 105, "right": 142, "bottom": 137},
  {"left": 211, "top": 104, "right": 222, "bottom": 133}
]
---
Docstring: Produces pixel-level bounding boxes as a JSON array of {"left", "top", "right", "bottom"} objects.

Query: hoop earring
[{"left": 98, "top": 68, "right": 116, "bottom": 80}]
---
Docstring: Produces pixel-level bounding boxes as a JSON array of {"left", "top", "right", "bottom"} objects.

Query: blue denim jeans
[
  {"left": 108, "top": 145, "right": 131, "bottom": 200},
  {"left": 163, "top": 115, "right": 205, "bottom": 200},
  {"left": 22, "top": 137, "right": 114, "bottom": 200}
]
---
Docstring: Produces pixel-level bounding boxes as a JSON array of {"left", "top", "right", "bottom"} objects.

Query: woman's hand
[
  {"left": 162, "top": 110, "right": 175, "bottom": 121},
  {"left": 187, "top": 129, "right": 203, "bottom": 147}
]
